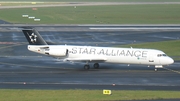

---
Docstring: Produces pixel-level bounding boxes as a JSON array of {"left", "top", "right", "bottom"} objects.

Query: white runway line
[
  {"left": 0, "top": 43, "right": 26, "bottom": 50},
  {"left": 163, "top": 67, "right": 180, "bottom": 74},
  {"left": 0, "top": 82, "right": 177, "bottom": 87},
  {"left": 89, "top": 27, "right": 180, "bottom": 30}
]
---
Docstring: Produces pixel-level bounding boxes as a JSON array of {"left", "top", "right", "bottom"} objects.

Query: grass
[
  {"left": 0, "top": 4, "right": 180, "bottom": 24},
  {"left": 1, "top": 0, "right": 180, "bottom": 2},
  {"left": 0, "top": 89, "right": 180, "bottom": 101},
  {"left": 117, "top": 40, "right": 180, "bottom": 60}
]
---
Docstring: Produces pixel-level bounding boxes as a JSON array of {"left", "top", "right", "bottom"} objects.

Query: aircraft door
[{"left": 149, "top": 52, "right": 154, "bottom": 63}]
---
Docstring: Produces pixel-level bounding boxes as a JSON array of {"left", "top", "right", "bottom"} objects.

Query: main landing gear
[
  {"left": 84, "top": 65, "right": 90, "bottom": 70},
  {"left": 84, "top": 63, "right": 100, "bottom": 70},
  {"left": 93, "top": 63, "right": 99, "bottom": 69}
]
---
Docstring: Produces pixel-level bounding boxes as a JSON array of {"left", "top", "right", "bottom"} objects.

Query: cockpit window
[
  {"left": 157, "top": 54, "right": 167, "bottom": 57},
  {"left": 162, "top": 54, "right": 167, "bottom": 56}
]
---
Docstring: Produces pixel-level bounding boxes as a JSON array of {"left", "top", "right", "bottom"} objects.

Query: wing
[{"left": 65, "top": 56, "right": 107, "bottom": 62}]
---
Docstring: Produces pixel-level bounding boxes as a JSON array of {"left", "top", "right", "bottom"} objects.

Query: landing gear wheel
[
  {"left": 93, "top": 63, "right": 99, "bottom": 69},
  {"left": 84, "top": 65, "right": 90, "bottom": 70}
]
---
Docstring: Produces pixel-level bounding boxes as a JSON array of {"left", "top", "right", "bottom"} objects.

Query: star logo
[{"left": 29, "top": 33, "right": 37, "bottom": 43}]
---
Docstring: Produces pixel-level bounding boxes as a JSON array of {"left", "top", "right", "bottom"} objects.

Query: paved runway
[
  {"left": 0, "top": 2, "right": 180, "bottom": 9},
  {"left": 0, "top": 25, "right": 180, "bottom": 90}
]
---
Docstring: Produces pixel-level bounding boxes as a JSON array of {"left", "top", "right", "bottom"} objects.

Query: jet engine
[{"left": 45, "top": 48, "right": 68, "bottom": 57}]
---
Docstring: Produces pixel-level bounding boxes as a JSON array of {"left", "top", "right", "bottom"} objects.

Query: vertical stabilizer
[{"left": 22, "top": 28, "right": 47, "bottom": 45}]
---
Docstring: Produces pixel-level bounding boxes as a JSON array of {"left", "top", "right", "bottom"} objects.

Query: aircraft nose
[{"left": 168, "top": 57, "right": 174, "bottom": 64}]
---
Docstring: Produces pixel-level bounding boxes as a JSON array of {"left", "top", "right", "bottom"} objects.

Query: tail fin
[{"left": 22, "top": 27, "right": 47, "bottom": 45}]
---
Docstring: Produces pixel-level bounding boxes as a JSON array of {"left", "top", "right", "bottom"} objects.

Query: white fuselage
[{"left": 27, "top": 45, "right": 174, "bottom": 66}]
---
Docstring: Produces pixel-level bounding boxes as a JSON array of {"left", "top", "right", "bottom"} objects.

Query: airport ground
[
  {"left": 1, "top": 1, "right": 180, "bottom": 101},
  {"left": 0, "top": 25, "right": 180, "bottom": 101}
]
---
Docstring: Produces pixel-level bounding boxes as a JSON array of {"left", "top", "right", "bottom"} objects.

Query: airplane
[{"left": 22, "top": 27, "right": 174, "bottom": 71}]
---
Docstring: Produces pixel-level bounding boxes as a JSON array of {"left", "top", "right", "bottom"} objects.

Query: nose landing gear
[{"left": 155, "top": 65, "right": 163, "bottom": 71}]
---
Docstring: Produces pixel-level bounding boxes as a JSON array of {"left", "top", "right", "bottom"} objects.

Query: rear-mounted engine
[{"left": 45, "top": 48, "right": 68, "bottom": 57}]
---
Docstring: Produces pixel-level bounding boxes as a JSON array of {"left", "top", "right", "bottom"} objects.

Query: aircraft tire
[
  {"left": 84, "top": 65, "right": 90, "bottom": 70},
  {"left": 93, "top": 63, "right": 99, "bottom": 69}
]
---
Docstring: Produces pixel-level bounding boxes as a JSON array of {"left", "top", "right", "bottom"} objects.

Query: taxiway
[{"left": 0, "top": 25, "right": 180, "bottom": 90}]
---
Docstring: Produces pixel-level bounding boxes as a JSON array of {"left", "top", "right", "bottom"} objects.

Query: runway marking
[
  {"left": 89, "top": 27, "right": 180, "bottom": 30},
  {"left": 0, "top": 43, "right": 26, "bottom": 50},
  {"left": 163, "top": 67, "right": 180, "bottom": 74},
  {"left": 0, "top": 42, "right": 19, "bottom": 44},
  {"left": 0, "top": 61, "right": 75, "bottom": 70},
  {"left": 0, "top": 71, "right": 69, "bottom": 74},
  {"left": 0, "top": 56, "right": 43, "bottom": 58},
  {"left": 0, "top": 61, "right": 47, "bottom": 68},
  {"left": 0, "top": 82, "right": 179, "bottom": 87},
  {"left": 1, "top": 2, "right": 180, "bottom": 10}
]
